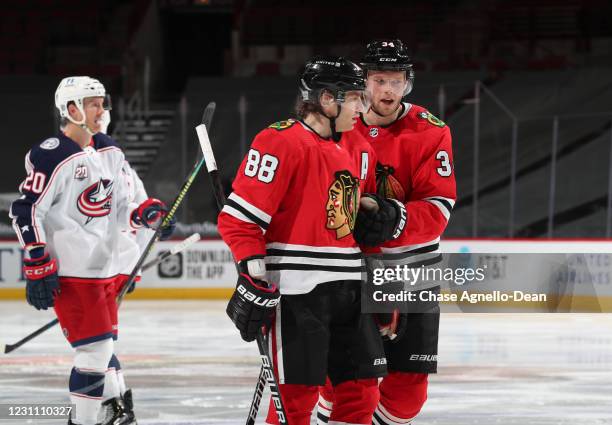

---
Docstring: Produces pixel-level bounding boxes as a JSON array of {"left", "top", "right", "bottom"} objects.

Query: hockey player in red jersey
[
  {"left": 218, "top": 57, "right": 407, "bottom": 425},
  {"left": 317, "top": 40, "right": 456, "bottom": 425},
  {"left": 10, "top": 76, "right": 175, "bottom": 425}
]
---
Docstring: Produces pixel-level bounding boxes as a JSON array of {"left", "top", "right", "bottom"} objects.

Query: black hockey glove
[
  {"left": 353, "top": 194, "right": 407, "bottom": 246},
  {"left": 23, "top": 247, "right": 60, "bottom": 311},
  {"left": 226, "top": 257, "right": 280, "bottom": 342},
  {"left": 374, "top": 309, "right": 408, "bottom": 342}
]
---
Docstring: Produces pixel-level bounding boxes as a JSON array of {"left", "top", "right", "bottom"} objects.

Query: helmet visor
[
  {"left": 366, "top": 73, "right": 410, "bottom": 98},
  {"left": 342, "top": 90, "right": 371, "bottom": 113},
  {"left": 103, "top": 94, "right": 112, "bottom": 111}
]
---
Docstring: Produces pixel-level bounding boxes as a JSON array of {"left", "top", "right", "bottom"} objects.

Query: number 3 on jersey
[
  {"left": 436, "top": 150, "right": 452, "bottom": 177},
  {"left": 244, "top": 148, "right": 279, "bottom": 183}
]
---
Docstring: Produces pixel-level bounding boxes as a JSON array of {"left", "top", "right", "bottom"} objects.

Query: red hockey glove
[{"left": 132, "top": 198, "right": 176, "bottom": 240}]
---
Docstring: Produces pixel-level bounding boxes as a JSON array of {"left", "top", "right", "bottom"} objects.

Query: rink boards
[{"left": 0, "top": 238, "right": 611, "bottom": 310}]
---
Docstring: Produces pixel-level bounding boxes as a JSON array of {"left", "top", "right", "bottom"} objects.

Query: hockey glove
[
  {"left": 353, "top": 194, "right": 407, "bottom": 246},
  {"left": 132, "top": 198, "right": 176, "bottom": 240},
  {"left": 375, "top": 309, "right": 408, "bottom": 342},
  {"left": 226, "top": 257, "right": 280, "bottom": 342},
  {"left": 23, "top": 247, "right": 60, "bottom": 311},
  {"left": 159, "top": 215, "right": 176, "bottom": 241}
]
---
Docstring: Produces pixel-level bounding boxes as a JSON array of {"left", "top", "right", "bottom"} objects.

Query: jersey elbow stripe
[
  {"left": 228, "top": 192, "right": 271, "bottom": 223},
  {"left": 223, "top": 202, "right": 269, "bottom": 230},
  {"left": 424, "top": 196, "right": 454, "bottom": 221}
]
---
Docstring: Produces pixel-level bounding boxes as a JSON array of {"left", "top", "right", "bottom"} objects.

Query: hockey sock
[
  {"left": 69, "top": 367, "right": 105, "bottom": 425},
  {"left": 317, "top": 377, "right": 335, "bottom": 424},
  {"left": 373, "top": 372, "right": 428, "bottom": 425},
  {"left": 117, "top": 369, "right": 127, "bottom": 395},
  {"left": 329, "top": 378, "right": 379, "bottom": 425},
  {"left": 264, "top": 383, "right": 319, "bottom": 425},
  {"left": 103, "top": 354, "right": 121, "bottom": 400}
]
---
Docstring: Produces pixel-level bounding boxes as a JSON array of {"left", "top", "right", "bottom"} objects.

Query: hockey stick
[
  {"left": 116, "top": 101, "right": 216, "bottom": 302},
  {"left": 2, "top": 232, "right": 201, "bottom": 354},
  {"left": 4, "top": 101, "right": 217, "bottom": 355},
  {"left": 195, "top": 122, "right": 288, "bottom": 424},
  {"left": 140, "top": 232, "right": 200, "bottom": 271}
]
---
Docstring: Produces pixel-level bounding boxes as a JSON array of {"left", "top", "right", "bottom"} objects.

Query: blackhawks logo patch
[
  {"left": 418, "top": 111, "right": 445, "bottom": 128},
  {"left": 326, "top": 170, "right": 360, "bottom": 240},
  {"left": 268, "top": 119, "right": 296, "bottom": 131}
]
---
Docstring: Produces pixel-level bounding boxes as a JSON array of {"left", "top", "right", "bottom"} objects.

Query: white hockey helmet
[{"left": 55, "top": 76, "right": 106, "bottom": 127}]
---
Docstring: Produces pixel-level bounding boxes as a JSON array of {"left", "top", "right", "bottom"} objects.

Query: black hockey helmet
[
  {"left": 361, "top": 39, "right": 415, "bottom": 95},
  {"left": 299, "top": 57, "right": 367, "bottom": 104}
]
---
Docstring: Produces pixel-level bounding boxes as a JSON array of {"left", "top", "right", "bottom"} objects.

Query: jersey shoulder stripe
[{"left": 93, "top": 133, "right": 121, "bottom": 150}]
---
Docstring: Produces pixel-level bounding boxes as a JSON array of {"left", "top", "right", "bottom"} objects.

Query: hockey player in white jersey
[
  {"left": 98, "top": 109, "right": 157, "bottom": 423},
  {"left": 9, "top": 76, "right": 175, "bottom": 425}
]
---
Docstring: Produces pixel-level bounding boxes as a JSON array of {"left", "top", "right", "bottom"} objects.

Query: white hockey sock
[
  {"left": 372, "top": 402, "right": 414, "bottom": 425},
  {"left": 103, "top": 368, "right": 121, "bottom": 400},
  {"left": 117, "top": 369, "right": 127, "bottom": 395},
  {"left": 71, "top": 392, "right": 103, "bottom": 425},
  {"left": 70, "top": 339, "right": 113, "bottom": 424}
]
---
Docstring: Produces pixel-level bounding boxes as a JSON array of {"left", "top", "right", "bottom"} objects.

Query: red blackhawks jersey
[
  {"left": 355, "top": 103, "right": 456, "bottom": 262},
  {"left": 217, "top": 119, "right": 377, "bottom": 294}
]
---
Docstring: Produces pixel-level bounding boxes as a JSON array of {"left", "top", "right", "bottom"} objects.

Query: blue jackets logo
[{"left": 77, "top": 178, "right": 113, "bottom": 223}]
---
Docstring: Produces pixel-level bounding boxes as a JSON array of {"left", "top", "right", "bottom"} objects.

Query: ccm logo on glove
[{"left": 24, "top": 261, "right": 57, "bottom": 278}]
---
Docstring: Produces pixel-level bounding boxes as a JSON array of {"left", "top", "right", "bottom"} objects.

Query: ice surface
[{"left": 1, "top": 301, "right": 611, "bottom": 424}]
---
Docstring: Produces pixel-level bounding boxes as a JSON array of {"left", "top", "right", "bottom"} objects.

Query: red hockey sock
[
  {"left": 329, "top": 378, "right": 379, "bottom": 424},
  {"left": 265, "top": 383, "right": 318, "bottom": 425},
  {"left": 317, "top": 376, "right": 335, "bottom": 423},
  {"left": 374, "top": 372, "right": 428, "bottom": 424}
]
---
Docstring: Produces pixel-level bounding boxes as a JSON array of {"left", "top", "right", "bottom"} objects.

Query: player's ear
[
  {"left": 319, "top": 91, "right": 335, "bottom": 107},
  {"left": 67, "top": 102, "right": 82, "bottom": 121}
]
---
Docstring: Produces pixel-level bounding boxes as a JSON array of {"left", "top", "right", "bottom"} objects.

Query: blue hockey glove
[{"left": 23, "top": 248, "right": 60, "bottom": 311}]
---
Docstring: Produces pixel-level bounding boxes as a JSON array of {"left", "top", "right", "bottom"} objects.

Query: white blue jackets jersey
[
  {"left": 10, "top": 133, "right": 142, "bottom": 279},
  {"left": 119, "top": 160, "right": 154, "bottom": 268}
]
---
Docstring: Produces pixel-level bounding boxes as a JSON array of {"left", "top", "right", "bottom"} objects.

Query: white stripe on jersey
[
  {"left": 267, "top": 269, "right": 363, "bottom": 295},
  {"left": 228, "top": 192, "right": 272, "bottom": 224},
  {"left": 222, "top": 205, "right": 266, "bottom": 233},
  {"left": 264, "top": 243, "right": 364, "bottom": 294},
  {"left": 424, "top": 196, "right": 455, "bottom": 221},
  {"left": 266, "top": 242, "right": 361, "bottom": 254},
  {"left": 266, "top": 255, "right": 362, "bottom": 268}
]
